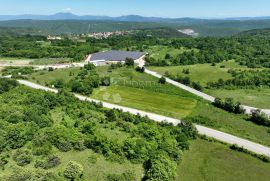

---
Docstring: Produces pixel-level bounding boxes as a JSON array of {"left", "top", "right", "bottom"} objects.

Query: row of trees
[
  {"left": 207, "top": 69, "right": 270, "bottom": 89},
  {"left": 164, "top": 72, "right": 203, "bottom": 91},
  {"left": 213, "top": 98, "right": 245, "bottom": 114}
]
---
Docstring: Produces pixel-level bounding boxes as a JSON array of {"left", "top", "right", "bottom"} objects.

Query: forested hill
[
  {"left": 236, "top": 28, "right": 270, "bottom": 37},
  {"left": 1, "top": 19, "right": 270, "bottom": 36}
]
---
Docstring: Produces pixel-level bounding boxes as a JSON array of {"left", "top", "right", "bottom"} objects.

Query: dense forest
[
  {"left": 1, "top": 27, "right": 270, "bottom": 68},
  {"left": 0, "top": 78, "right": 197, "bottom": 180}
]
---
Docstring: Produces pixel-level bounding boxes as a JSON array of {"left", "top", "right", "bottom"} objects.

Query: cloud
[{"left": 63, "top": 8, "right": 72, "bottom": 12}]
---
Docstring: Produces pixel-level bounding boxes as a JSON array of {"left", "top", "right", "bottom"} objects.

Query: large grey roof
[{"left": 90, "top": 51, "right": 145, "bottom": 61}]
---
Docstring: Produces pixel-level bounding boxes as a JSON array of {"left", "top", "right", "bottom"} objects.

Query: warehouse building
[{"left": 88, "top": 50, "right": 145, "bottom": 66}]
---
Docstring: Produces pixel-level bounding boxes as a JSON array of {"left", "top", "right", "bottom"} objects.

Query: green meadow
[{"left": 177, "top": 139, "right": 270, "bottom": 181}]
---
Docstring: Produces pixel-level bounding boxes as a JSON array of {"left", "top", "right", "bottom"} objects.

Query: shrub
[
  {"left": 159, "top": 76, "right": 166, "bottom": 84},
  {"left": 51, "top": 79, "right": 65, "bottom": 89},
  {"left": 0, "top": 153, "right": 9, "bottom": 170},
  {"left": 182, "top": 68, "right": 190, "bottom": 74},
  {"left": 35, "top": 155, "right": 61, "bottom": 169},
  {"left": 48, "top": 67, "right": 54, "bottom": 71},
  {"left": 250, "top": 110, "right": 270, "bottom": 127},
  {"left": 84, "top": 63, "right": 96, "bottom": 71},
  {"left": 100, "top": 77, "right": 111, "bottom": 86},
  {"left": 64, "top": 161, "right": 84, "bottom": 180},
  {"left": 213, "top": 97, "right": 245, "bottom": 114},
  {"left": 135, "top": 66, "right": 145, "bottom": 73},
  {"left": 143, "top": 154, "right": 177, "bottom": 181},
  {"left": 13, "top": 149, "right": 32, "bottom": 166},
  {"left": 125, "top": 58, "right": 134, "bottom": 66},
  {"left": 191, "top": 82, "right": 203, "bottom": 91},
  {"left": 0, "top": 78, "right": 18, "bottom": 94}
]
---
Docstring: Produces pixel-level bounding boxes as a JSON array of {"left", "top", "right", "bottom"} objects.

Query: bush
[
  {"left": 35, "top": 155, "right": 61, "bottom": 169},
  {"left": 250, "top": 110, "right": 270, "bottom": 127},
  {"left": 213, "top": 98, "right": 245, "bottom": 114},
  {"left": 125, "top": 58, "right": 134, "bottom": 66},
  {"left": 191, "top": 82, "right": 203, "bottom": 91},
  {"left": 143, "top": 154, "right": 177, "bottom": 181},
  {"left": 100, "top": 77, "right": 111, "bottom": 86},
  {"left": 135, "top": 66, "right": 145, "bottom": 73},
  {"left": 182, "top": 68, "right": 190, "bottom": 74},
  {"left": 84, "top": 63, "right": 96, "bottom": 71},
  {"left": 48, "top": 67, "right": 54, "bottom": 71},
  {"left": 51, "top": 79, "right": 65, "bottom": 89},
  {"left": 159, "top": 76, "right": 166, "bottom": 84},
  {"left": 64, "top": 161, "right": 84, "bottom": 180},
  {"left": 0, "top": 154, "right": 9, "bottom": 170},
  {"left": 13, "top": 149, "right": 32, "bottom": 166},
  {"left": 0, "top": 78, "right": 18, "bottom": 94}
]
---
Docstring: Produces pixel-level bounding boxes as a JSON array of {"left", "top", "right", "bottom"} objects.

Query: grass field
[
  {"left": 1, "top": 149, "right": 143, "bottom": 181},
  {"left": 30, "top": 58, "right": 73, "bottom": 65},
  {"left": 149, "top": 60, "right": 270, "bottom": 108},
  {"left": 148, "top": 61, "right": 240, "bottom": 86},
  {"left": 177, "top": 139, "right": 270, "bottom": 181},
  {"left": 206, "top": 88, "right": 270, "bottom": 109},
  {"left": 92, "top": 85, "right": 197, "bottom": 119},
  {"left": 146, "top": 45, "right": 193, "bottom": 60},
  {"left": 29, "top": 67, "right": 81, "bottom": 85},
  {"left": 188, "top": 101, "right": 270, "bottom": 147}
]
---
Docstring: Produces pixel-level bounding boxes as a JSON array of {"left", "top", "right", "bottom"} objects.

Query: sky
[{"left": 0, "top": 0, "right": 270, "bottom": 18}]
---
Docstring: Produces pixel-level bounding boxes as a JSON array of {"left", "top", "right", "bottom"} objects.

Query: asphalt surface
[{"left": 17, "top": 79, "right": 270, "bottom": 157}]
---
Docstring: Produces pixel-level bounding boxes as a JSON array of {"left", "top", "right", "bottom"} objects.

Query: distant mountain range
[
  {"left": 1, "top": 12, "right": 270, "bottom": 22},
  {"left": 2, "top": 13, "right": 270, "bottom": 37}
]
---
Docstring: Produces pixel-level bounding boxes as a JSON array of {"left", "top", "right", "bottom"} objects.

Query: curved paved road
[
  {"left": 145, "top": 69, "right": 270, "bottom": 116},
  {"left": 17, "top": 80, "right": 270, "bottom": 157}
]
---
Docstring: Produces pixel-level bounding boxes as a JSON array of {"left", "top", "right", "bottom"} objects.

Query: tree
[
  {"left": 159, "top": 77, "right": 166, "bottom": 84},
  {"left": 0, "top": 78, "right": 18, "bottom": 94},
  {"left": 84, "top": 63, "right": 96, "bottom": 71},
  {"left": 143, "top": 154, "right": 177, "bottom": 181},
  {"left": 125, "top": 58, "right": 134, "bottom": 66},
  {"left": 51, "top": 79, "right": 65, "bottom": 89},
  {"left": 191, "top": 82, "right": 203, "bottom": 91},
  {"left": 135, "top": 66, "right": 145, "bottom": 73},
  {"left": 250, "top": 110, "right": 270, "bottom": 127},
  {"left": 64, "top": 161, "right": 84, "bottom": 180}
]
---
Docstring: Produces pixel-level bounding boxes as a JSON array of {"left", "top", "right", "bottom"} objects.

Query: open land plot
[
  {"left": 29, "top": 67, "right": 81, "bottom": 85},
  {"left": 29, "top": 66, "right": 270, "bottom": 147},
  {"left": 177, "top": 139, "right": 270, "bottom": 181},
  {"left": 146, "top": 45, "right": 193, "bottom": 60},
  {"left": 149, "top": 60, "right": 270, "bottom": 109},
  {"left": 148, "top": 61, "right": 241, "bottom": 86},
  {"left": 206, "top": 88, "right": 270, "bottom": 109}
]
